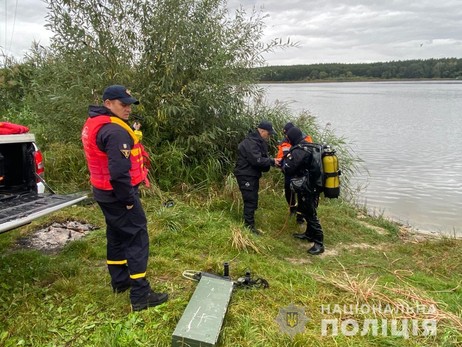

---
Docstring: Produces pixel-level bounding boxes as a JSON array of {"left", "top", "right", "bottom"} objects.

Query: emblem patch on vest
[{"left": 120, "top": 144, "right": 130, "bottom": 158}]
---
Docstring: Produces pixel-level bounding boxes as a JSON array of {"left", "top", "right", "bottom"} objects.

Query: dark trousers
[
  {"left": 97, "top": 195, "right": 151, "bottom": 301},
  {"left": 284, "top": 175, "right": 296, "bottom": 209},
  {"left": 236, "top": 176, "right": 260, "bottom": 227},
  {"left": 285, "top": 176, "right": 304, "bottom": 222},
  {"left": 298, "top": 192, "right": 324, "bottom": 245}
]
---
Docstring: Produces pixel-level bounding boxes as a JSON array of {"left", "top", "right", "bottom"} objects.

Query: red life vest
[
  {"left": 81, "top": 116, "right": 149, "bottom": 190},
  {"left": 0, "top": 122, "right": 29, "bottom": 134}
]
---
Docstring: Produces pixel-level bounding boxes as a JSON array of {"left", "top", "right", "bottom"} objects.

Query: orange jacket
[
  {"left": 81, "top": 116, "right": 148, "bottom": 190},
  {"left": 276, "top": 134, "right": 313, "bottom": 159}
]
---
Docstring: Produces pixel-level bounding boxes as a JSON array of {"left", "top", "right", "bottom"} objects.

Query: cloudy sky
[{"left": 2, "top": 0, "right": 461, "bottom": 65}]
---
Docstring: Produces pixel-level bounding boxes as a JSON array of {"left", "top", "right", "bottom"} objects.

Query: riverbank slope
[{"left": 0, "top": 181, "right": 461, "bottom": 346}]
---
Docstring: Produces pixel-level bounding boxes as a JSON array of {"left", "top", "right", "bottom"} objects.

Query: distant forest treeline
[{"left": 254, "top": 58, "right": 462, "bottom": 81}]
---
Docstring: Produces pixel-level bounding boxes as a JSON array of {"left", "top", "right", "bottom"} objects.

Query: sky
[{"left": 1, "top": 0, "right": 462, "bottom": 66}]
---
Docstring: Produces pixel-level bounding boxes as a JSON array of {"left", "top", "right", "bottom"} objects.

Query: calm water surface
[{"left": 262, "top": 81, "right": 462, "bottom": 236}]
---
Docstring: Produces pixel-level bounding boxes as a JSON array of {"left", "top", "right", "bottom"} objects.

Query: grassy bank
[{"left": 0, "top": 179, "right": 461, "bottom": 346}]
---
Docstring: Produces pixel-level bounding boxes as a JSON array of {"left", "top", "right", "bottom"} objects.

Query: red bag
[{"left": 0, "top": 122, "right": 30, "bottom": 134}]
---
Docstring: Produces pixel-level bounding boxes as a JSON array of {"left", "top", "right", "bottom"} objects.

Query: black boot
[
  {"left": 246, "top": 224, "right": 261, "bottom": 235},
  {"left": 307, "top": 243, "right": 324, "bottom": 255},
  {"left": 131, "top": 290, "right": 169, "bottom": 311}
]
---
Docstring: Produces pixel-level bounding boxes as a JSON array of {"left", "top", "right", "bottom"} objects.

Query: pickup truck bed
[
  {"left": 0, "top": 133, "right": 87, "bottom": 234},
  {"left": 0, "top": 192, "right": 86, "bottom": 233}
]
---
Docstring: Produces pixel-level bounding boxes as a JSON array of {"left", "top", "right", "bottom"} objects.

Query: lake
[{"left": 261, "top": 81, "right": 462, "bottom": 236}]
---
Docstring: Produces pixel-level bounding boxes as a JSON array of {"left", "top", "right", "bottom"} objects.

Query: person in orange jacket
[{"left": 276, "top": 122, "right": 313, "bottom": 223}]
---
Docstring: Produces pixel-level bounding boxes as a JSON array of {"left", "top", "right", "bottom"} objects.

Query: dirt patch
[
  {"left": 326, "top": 242, "right": 386, "bottom": 255},
  {"left": 17, "top": 221, "right": 97, "bottom": 253},
  {"left": 322, "top": 248, "right": 339, "bottom": 257},
  {"left": 398, "top": 225, "right": 447, "bottom": 243},
  {"left": 347, "top": 242, "right": 385, "bottom": 250},
  {"left": 285, "top": 242, "right": 385, "bottom": 263},
  {"left": 285, "top": 248, "right": 340, "bottom": 264},
  {"left": 357, "top": 220, "right": 388, "bottom": 235},
  {"left": 285, "top": 257, "right": 312, "bottom": 265}
]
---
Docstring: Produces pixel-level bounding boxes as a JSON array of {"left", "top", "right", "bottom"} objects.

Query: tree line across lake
[{"left": 254, "top": 58, "right": 462, "bottom": 82}]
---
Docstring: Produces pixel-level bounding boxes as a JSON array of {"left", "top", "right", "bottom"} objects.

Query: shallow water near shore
[{"left": 262, "top": 81, "right": 462, "bottom": 236}]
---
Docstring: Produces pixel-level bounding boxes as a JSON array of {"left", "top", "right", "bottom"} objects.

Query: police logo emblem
[
  {"left": 286, "top": 311, "right": 299, "bottom": 328},
  {"left": 275, "top": 303, "right": 308, "bottom": 338},
  {"left": 120, "top": 144, "right": 130, "bottom": 158}
]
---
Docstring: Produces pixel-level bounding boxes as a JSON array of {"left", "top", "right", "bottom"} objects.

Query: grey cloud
[
  {"left": 1, "top": 0, "right": 50, "bottom": 58},
  {"left": 3, "top": 0, "right": 461, "bottom": 65},
  {"left": 251, "top": 0, "right": 462, "bottom": 64}
]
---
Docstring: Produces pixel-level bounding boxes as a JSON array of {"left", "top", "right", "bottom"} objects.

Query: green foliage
[
  {"left": 2, "top": 0, "right": 301, "bottom": 188},
  {"left": 0, "top": 104, "right": 45, "bottom": 136},
  {"left": 0, "top": 58, "right": 35, "bottom": 115},
  {"left": 42, "top": 142, "right": 89, "bottom": 193},
  {"left": 1, "top": 0, "right": 360, "bottom": 193},
  {"left": 255, "top": 58, "right": 462, "bottom": 82},
  {"left": 31, "top": 1, "right": 272, "bottom": 145}
]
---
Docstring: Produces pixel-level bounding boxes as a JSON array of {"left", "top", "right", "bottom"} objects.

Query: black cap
[
  {"left": 103, "top": 85, "right": 139, "bottom": 105},
  {"left": 257, "top": 120, "right": 276, "bottom": 135},
  {"left": 283, "top": 122, "right": 295, "bottom": 133},
  {"left": 286, "top": 126, "right": 304, "bottom": 145}
]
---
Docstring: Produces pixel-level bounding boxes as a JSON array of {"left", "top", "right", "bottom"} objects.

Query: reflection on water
[{"left": 262, "top": 81, "right": 462, "bottom": 236}]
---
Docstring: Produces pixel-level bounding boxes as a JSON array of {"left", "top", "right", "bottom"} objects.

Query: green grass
[{"left": 0, "top": 180, "right": 461, "bottom": 346}]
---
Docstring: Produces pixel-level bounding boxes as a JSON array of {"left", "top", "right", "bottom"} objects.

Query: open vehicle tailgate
[{"left": 0, "top": 193, "right": 87, "bottom": 234}]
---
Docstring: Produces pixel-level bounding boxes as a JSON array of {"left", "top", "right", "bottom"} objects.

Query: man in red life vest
[
  {"left": 81, "top": 85, "right": 168, "bottom": 311},
  {"left": 276, "top": 122, "right": 313, "bottom": 223}
]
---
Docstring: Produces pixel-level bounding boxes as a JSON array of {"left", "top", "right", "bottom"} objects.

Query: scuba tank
[{"left": 322, "top": 145, "right": 341, "bottom": 198}]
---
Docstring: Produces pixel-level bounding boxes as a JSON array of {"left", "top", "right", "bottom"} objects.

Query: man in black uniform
[
  {"left": 234, "top": 121, "right": 280, "bottom": 234},
  {"left": 81, "top": 85, "right": 168, "bottom": 311},
  {"left": 282, "top": 126, "right": 325, "bottom": 255}
]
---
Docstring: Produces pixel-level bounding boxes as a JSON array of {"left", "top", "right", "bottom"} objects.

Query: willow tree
[{"left": 25, "top": 0, "right": 288, "bottom": 187}]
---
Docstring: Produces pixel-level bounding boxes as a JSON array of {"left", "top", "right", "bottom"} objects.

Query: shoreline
[
  {"left": 399, "top": 224, "right": 462, "bottom": 240},
  {"left": 374, "top": 214, "right": 462, "bottom": 240},
  {"left": 258, "top": 78, "right": 462, "bottom": 84},
  {"left": 361, "top": 205, "right": 462, "bottom": 240}
]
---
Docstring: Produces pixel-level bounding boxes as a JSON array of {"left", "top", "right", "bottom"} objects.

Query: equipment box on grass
[{"left": 172, "top": 276, "right": 233, "bottom": 347}]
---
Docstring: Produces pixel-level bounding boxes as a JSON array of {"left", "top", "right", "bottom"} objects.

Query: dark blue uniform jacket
[
  {"left": 234, "top": 130, "right": 274, "bottom": 178},
  {"left": 87, "top": 105, "right": 137, "bottom": 205}
]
